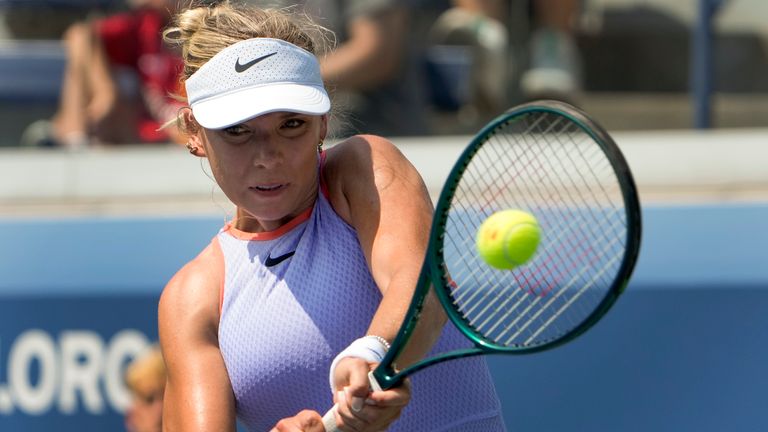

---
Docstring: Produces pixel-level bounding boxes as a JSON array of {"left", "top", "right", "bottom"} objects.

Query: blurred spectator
[
  {"left": 256, "top": 0, "right": 429, "bottom": 136},
  {"left": 426, "top": 0, "right": 509, "bottom": 129},
  {"left": 520, "top": 0, "right": 583, "bottom": 102},
  {"left": 20, "top": 0, "right": 185, "bottom": 149},
  {"left": 0, "top": 0, "right": 123, "bottom": 40},
  {"left": 124, "top": 345, "right": 166, "bottom": 432},
  {"left": 425, "top": 0, "right": 584, "bottom": 132}
]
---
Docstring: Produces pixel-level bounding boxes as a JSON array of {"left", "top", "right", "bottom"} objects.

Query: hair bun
[{"left": 165, "top": 4, "right": 212, "bottom": 44}]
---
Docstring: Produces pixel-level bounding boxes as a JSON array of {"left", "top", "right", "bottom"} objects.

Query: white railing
[{"left": 1, "top": 128, "right": 767, "bottom": 217}]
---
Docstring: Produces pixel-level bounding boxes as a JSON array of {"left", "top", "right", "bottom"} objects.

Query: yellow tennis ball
[{"left": 476, "top": 209, "right": 541, "bottom": 270}]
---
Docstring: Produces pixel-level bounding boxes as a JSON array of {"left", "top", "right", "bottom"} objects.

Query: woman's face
[{"left": 195, "top": 111, "right": 328, "bottom": 232}]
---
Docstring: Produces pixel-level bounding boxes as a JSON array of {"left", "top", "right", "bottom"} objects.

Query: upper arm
[
  {"left": 326, "top": 136, "right": 443, "bottom": 345},
  {"left": 158, "top": 242, "right": 236, "bottom": 431},
  {"left": 329, "top": 135, "right": 432, "bottom": 292}
]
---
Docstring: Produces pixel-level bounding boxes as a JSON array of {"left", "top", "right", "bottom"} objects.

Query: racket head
[{"left": 428, "top": 99, "right": 642, "bottom": 354}]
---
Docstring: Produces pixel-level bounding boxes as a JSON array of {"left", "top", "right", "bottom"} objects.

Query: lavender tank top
[{"left": 217, "top": 187, "right": 506, "bottom": 431}]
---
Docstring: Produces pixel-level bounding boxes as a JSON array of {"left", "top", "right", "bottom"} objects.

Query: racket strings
[
  {"left": 489, "top": 117, "right": 623, "bottom": 292},
  {"left": 440, "top": 111, "right": 628, "bottom": 348},
  {"left": 500, "top": 221, "right": 626, "bottom": 345},
  {"left": 519, "top": 117, "right": 621, "bottom": 229},
  {"left": 515, "top": 124, "right": 627, "bottom": 298},
  {"left": 467, "top": 215, "right": 626, "bottom": 344},
  {"left": 504, "top": 125, "right": 615, "bottom": 299},
  {"left": 505, "top": 115, "right": 625, "bottom": 337},
  {"left": 450, "top": 121, "right": 600, "bottom": 302},
  {"left": 544, "top": 124, "right": 626, "bottom": 235}
]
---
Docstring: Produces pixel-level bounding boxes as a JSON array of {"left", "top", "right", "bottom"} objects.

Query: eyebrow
[
  {"left": 221, "top": 112, "right": 309, "bottom": 130},
  {"left": 275, "top": 111, "right": 311, "bottom": 118}
]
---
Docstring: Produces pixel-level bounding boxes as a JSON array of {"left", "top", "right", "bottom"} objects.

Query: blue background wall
[{"left": 0, "top": 203, "right": 766, "bottom": 431}]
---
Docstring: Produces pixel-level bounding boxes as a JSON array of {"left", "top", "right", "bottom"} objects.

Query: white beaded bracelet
[
  {"left": 366, "top": 334, "right": 391, "bottom": 351},
  {"left": 328, "top": 335, "right": 390, "bottom": 393}
]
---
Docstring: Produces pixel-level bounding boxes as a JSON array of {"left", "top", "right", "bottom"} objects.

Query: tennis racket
[{"left": 322, "top": 99, "right": 642, "bottom": 430}]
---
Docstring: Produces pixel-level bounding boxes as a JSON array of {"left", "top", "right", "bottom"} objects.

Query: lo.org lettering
[{"left": 0, "top": 329, "right": 151, "bottom": 416}]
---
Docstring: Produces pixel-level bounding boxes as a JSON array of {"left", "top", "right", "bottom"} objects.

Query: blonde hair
[
  {"left": 162, "top": 1, "right": 337, "bottom": 134},
  {"left": 165, "top": 1, "right": 332, "bottom": 82},
  {"left": 125, "top": 346, "right": 166, "bottom": 395}
]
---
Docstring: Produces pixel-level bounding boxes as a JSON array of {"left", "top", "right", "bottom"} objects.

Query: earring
[
  {"left": 185, "top": 142, "right": 200, "bottom": 155},
  {"left": 317, "top": 139, "right": 324, "bottom": 153}
]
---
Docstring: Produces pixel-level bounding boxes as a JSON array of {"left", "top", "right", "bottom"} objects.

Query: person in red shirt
[{"left": 24, "top": 0, "right": 184, "bottom": 148}]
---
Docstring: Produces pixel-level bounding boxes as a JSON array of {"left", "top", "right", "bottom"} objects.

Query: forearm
[
  {"left": 534, "top": 0, "right": 580, "bottom": 31},
  {"left": 320, "top": 41, "right": 388, "bottom": 90},
  {"left": 337, "top": 136, "right": 443, "bottom": 370},
  {"left": 163, "top": 381, "right": 236, "bottom": 432},
  {"left": 159, "top": 254, "right": 234, "bottom": 432},
  {"left": 320, "top": 9, "right": 406, "bottom": 90},
  {"left": 366, "top": 213, "right": 446, "bottom": 368},
  {"left": 162, "top": 349, "right": 237, "bottom": 431},
  {"left": 368, "top": 282, "right": 447, "bottom": 369}
]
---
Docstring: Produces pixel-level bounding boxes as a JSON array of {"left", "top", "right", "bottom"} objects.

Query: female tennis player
[{"left": 158, "top": 2, "right": 506, "bottom": 431}]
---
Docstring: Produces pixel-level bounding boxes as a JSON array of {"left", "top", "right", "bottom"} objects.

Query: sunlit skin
[
  {"left": 188, "top": 112, "right": 328, "bottom": 233},
  {"left": 165, "top": 112, "right": 440, "bottom": 432}
]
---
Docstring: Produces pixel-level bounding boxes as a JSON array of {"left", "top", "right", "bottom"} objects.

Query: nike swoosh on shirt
[
  {"left": 234, "top": 52, "right": 278, "bottom": 73},
  {"left": 264, "top": 251, "right": 296, "bottom": 267}
]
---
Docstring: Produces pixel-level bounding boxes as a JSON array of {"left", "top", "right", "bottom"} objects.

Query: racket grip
[
  {"left": 321, "top": 405, "right": 340, "bottom": 432},
  {"left": 321, "top": 371, "right": 383, "bottom": 431}
]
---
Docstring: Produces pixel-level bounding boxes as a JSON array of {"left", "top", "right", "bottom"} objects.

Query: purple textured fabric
[{"left": 217, "top": 192, "right": 506, "bottom": 431}]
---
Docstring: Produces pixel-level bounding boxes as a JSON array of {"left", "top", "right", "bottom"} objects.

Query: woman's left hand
[{"left": 331, "top": 357, "right": 411, "bottom": 431}]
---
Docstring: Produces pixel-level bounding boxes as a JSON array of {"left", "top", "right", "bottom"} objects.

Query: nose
[{"left": 250, "top": 136, "right": 282, "bottom": 169}]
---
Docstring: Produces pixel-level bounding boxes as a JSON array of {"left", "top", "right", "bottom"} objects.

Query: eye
[
  {"left": 282, "top": 117, "right": 306, "bottom": 129},
  {"left": 222, "top": 124, "right": 249, "bottom": 137}
]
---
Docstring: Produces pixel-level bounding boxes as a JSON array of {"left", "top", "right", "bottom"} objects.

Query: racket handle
[
  {"left": 321, "top": 371, "right": 383, "bottom": 431},
  {"left": 321, "top": 405, "right": 340, "bottom": 432}
]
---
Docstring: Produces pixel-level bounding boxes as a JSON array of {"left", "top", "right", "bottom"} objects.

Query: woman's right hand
[{"left": 270, "top": 410, "right": 325, "bottom": 432}]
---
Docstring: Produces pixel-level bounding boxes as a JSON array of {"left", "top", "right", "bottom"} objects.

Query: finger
[
  {"left": 335, "top": 359, "right": 372, "bottom": 413},
  {"left": 271, "top": 417, "right": 300, "bottom": 432},
  {"left": 344, "top": 386, "right": 365, "bottom": 413},
  {"left": 334, "top": 389, "right": 368, "bottom": 432},
  {"left": 331, "top": 357, "right": 362, "bottom": 400},
  {"left": 344, "top": 405, "right": 402, "bottom": 432},
  {"left": 297, "top": 410, "right": 324, "bottom": 432},
  {"left": 364, "top": 387, "right": 411, "bottom": 407},
  {"left": 336, "top": 391, "right": 405, "bottom": 432},
  {"left": 271, "top": 410, "right": 323, "bottom": 432}
]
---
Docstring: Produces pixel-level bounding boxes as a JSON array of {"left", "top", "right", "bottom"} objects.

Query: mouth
[{"left": 250, "top": 183, "right": 287, "bottom": 193}]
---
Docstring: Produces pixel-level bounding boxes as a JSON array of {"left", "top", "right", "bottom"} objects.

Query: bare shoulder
[
  {"left": 159, "top": 240, "right": 223, "bottom": 340},
  {"left": 158, "top": 238, "right": 236, "bottom": 430},
  {"left": 322, "top": 135, "right": 432, "bottom": 253},
  {"left": 324, "top": 135, "right": 421, "bottom": 219},
  {"left": 326, "top": 134, "right": 406, "bottom": 171}
]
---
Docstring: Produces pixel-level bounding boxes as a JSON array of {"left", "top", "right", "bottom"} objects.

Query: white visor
[{"left": 185, "top": 38, "right": 330, "bottom": 129}]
